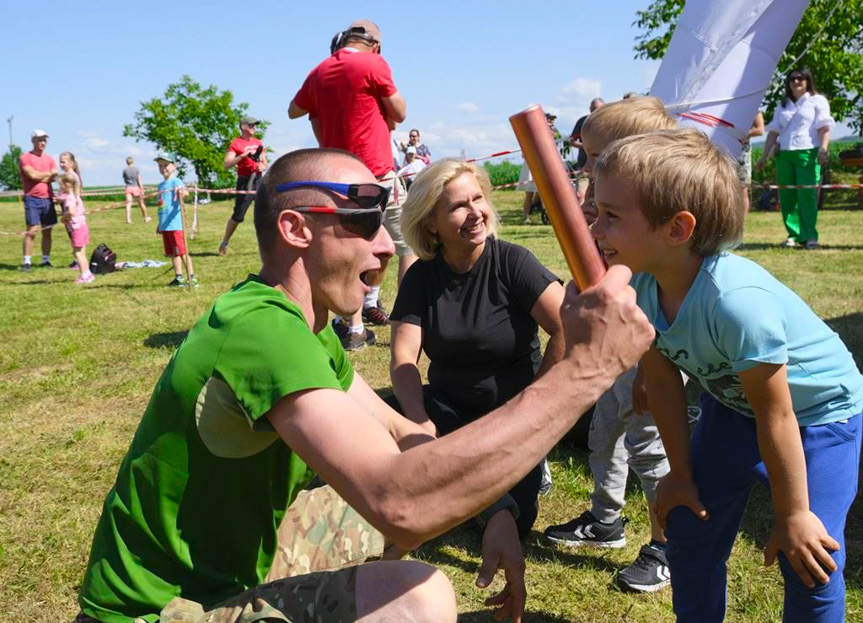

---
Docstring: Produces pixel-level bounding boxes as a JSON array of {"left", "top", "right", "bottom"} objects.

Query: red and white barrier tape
[{"left": 3, "top": 162, "right": 861, "bottom": 237}]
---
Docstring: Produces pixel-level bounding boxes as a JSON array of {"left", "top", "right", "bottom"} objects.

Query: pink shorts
[
  {"left": 162, "top": 230, "right": 186, "bottom": 257},
  {"left": 125, "top": 186, "right": 143, "bottom": 197},
  {"left": 68, "top": 222, "right": 90, "bottom": 249}
]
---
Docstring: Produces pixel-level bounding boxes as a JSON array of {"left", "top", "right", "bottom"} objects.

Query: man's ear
[
  {"left": 666, "top": 210, "right": 697, "bottom": 247},
  {"left": 276, "top": 210, "right": 313, "bottom": 249}
]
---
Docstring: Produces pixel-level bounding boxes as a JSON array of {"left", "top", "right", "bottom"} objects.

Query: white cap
[
  {"left": 31, "top": 129, "right": 49, "bottom": 139},
  {"left": 406, "top": 146, "right": 417, "bottom": 155}
]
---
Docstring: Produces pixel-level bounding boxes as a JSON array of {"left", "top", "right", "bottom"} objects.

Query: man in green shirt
[{"left": 76, "top": 147, "right": 654, "bottom": 623}]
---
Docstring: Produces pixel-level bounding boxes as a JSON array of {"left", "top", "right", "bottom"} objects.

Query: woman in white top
[{"left": 757, "top": 68, "right": 834, "bottom": 249}]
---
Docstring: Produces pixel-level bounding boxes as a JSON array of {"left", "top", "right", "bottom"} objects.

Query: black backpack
[{"left": 89, "top": 243, "right": 117, "bottom": 274}]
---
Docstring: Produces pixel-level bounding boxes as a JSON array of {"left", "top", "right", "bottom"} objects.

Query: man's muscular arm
[{"left": 268, "top": 267, "right": 654, "bottom": 550}]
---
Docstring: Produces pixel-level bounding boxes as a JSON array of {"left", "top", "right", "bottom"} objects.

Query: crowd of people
[{"left": 13, "top": 17, "right": 857, "bottom": 623}]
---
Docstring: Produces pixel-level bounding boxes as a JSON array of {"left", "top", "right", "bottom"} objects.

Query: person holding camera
[{"left": 219, "top": 115, "right": 268, "bottom": 256}]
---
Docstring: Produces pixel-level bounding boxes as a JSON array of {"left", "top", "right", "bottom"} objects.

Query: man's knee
[{"left": 356, "top": 560, "right": 456, "bottom": 623}]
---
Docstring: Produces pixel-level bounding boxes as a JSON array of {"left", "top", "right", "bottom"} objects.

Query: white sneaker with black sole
[
  {"left": 543, "top": 510, "right": 627, "bottom": 549},
  {"left": 617, "top": 542, "right": 671, "bottom": 593}
]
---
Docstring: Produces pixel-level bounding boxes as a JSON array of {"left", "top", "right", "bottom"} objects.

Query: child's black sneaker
[
  {"left": 167, "top": 276, "right": 186, "bottom": 287},
  {"left": 617, "top": 543, "right": 671, "bottom": 593},
  {"left": 544, "top": 510, "right": 627, "bottom": 548}
]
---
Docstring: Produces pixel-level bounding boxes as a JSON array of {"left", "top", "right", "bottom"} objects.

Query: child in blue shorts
[{"left": 591, "top": 128, "right": 863, "bottom": 622}]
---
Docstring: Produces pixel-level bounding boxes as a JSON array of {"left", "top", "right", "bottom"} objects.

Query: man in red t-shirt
[
  {"left": 19, "top": 129, "right": 59, "bottom": 271},
  {"left": 289, "top": 19, "right": 415, "bottom": 350},
  {"left": 219, "top": 115, "right": 268, "bottom": 256}
]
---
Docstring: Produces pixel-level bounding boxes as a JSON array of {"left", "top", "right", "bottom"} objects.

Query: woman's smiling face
[{"left": 427, "top": 172, "right": 492, "bottom": 252}]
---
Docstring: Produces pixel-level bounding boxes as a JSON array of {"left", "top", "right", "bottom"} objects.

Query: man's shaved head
[
  {"left": 348, "top": 19, "right": 381, "bottom": 42},
  {"left": 254, "top": 148, "right": 365, "bottom": 252}
]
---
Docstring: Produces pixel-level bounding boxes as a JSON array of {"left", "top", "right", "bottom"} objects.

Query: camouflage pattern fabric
[
  {"left": 159, "top": 567, "right": 359, "bottom": 622},
  {"left": 73, "top": 485, "right": 384, "bottom": 623}
]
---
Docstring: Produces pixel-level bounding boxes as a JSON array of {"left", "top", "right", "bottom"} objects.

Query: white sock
[
  {"left": 364, "top": 286, "right": 381, "bottom": 309},
  {"left": 23, "top": 255, "right": 31, "bottom": 264},
  {"left": 349, "top": 324, "right": 365, "bottom": 335},
  {"left": 42, "top": 254, "right": 50, "bottom": 263}
]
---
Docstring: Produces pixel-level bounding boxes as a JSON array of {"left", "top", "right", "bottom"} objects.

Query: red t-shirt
[
  {"left": 228, "top": 137, "right": 264, "bottom": 177},
  {"left": 293, "top": 48, "right": 398, "bottom": 177},
  {"left": 19, "top": 151, "right": 57, "bottom": 198}
]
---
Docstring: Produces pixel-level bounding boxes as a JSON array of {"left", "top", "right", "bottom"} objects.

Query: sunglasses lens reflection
[
  {"left": 341, "top": 210, "right": 383, "bottom": 239},
  {"left": 353, "top": 184, "right": 389, "bottom": 209}
]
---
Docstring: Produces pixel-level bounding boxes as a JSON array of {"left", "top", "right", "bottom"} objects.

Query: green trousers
[{"left": 776, "top": 147, "right": 820, "bottom": 243}]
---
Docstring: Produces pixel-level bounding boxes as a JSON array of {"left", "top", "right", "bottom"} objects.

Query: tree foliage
[
  {"left": 124, "top": 75, "right": 269, "bottom": 188},
  {"left": 0, "top": 145, "right": 23, "bottom": 191},
  {"left": 634, "top": 0, "right": 863, "bottom": 133}
]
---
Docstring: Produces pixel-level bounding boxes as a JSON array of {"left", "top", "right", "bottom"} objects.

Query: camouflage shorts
[{"left": 75, "top": 485, "right": 384, "bottom": 623}]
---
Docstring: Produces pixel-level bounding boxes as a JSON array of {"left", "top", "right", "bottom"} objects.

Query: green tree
[
  {"left": 634, "top": 0, "right": 863, "bottom": 133},
  {"left": 0, "top": 145, "right": 23, "bottom": 191},
  {"left": 124, "top": 75, "right": 269, "bottom": 188}
]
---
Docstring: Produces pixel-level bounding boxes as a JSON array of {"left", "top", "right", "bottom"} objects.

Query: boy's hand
[
  {"left": 632, "top": 363, "right": 649, "bottom": 415},
  {"left": 477, "top": 510, "right": 526, "bottom": 623},
  {"left": 654, "top": 471, "right": 709, "bottom": 530},
  {"left": 765, "top": 511, "right": 839, "bottom": 587}
]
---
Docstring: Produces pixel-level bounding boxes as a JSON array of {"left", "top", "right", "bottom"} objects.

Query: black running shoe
[
  {"left": 544, "top": 510, "right": 627, "bottom": 548},
  {"left": 617, "top": 543, "right": 671, "bottom": 593},
  {"left": 39, "top": 260, "right": 54, "bottom": 268}
]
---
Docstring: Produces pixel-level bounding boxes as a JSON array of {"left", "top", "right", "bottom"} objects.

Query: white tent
[{"left": 650, "top": 0, "right": 809, "bottom": 158}]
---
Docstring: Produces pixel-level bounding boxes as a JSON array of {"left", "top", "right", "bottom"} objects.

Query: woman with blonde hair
[{"left": 389, "top": 158, "right": 565, "bottom": 539}]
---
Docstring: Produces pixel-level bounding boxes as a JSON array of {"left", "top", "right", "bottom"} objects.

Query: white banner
[{"left": 650, "top": 0, "right": 809, "bottom": 158}]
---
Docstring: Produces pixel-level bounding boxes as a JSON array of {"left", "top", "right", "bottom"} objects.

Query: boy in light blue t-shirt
[
  {"left": 591, "top": 128, "right": 862, "bottom": 623},
  {"left": 155, "top": 153, "right": 197, "bottom": 288}
]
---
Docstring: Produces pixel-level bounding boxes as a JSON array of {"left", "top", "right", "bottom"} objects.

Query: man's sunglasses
[
  {"left": 292, "top": 206, "right": 384, "bottom": 239},
  {"left": 275, "top": 181, "right": 390, "bottom": 210}
]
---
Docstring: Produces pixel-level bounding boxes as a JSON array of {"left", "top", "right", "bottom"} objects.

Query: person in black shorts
[{"left": 219, "top": 115, "right": 268, "bottom": 256}]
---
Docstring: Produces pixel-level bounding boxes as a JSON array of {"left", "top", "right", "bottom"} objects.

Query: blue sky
[{"left": 2, "top": 1, "right": 854, "bottom": 187}]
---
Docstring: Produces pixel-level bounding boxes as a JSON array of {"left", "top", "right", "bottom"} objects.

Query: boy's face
[
  {"left": 581, "top": 128, "right": 611, "bottom": 177},
  {"left": 157, "top": 160, "right": 175, "bottom": 179},
  {"left": 591, "top": 171, "right": 666, "bottom": 274}
]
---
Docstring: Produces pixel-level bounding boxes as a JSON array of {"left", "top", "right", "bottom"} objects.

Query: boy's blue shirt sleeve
[{"left": 713, "top": 287, "right": 789, "bottom": 373}]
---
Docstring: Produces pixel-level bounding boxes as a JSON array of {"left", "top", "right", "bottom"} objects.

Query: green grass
[{"left": 0, "top": 186, "right": 861, "bottom": 622}]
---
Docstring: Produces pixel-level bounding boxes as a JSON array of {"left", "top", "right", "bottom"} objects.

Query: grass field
[{"left": 0, "top": 185, "right": 861, "bottom": 622}]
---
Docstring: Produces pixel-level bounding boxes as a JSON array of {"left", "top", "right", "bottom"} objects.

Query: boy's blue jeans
[{"left": 666, "top": 394, "right": 862, "bottom": 622}]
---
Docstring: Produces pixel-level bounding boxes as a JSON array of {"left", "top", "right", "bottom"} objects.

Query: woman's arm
[
  {"left": 390, "top": 320, "right": 435, "bottom": 435},
  {"left": 755, "top": 131, "right": 779, "bottom": 170},
  {"left": 529, "top": 281, "right": 566, "bottom": 380},
  {"left": 748, "top": 111, "right": 765, "bottom": 139},
  {"left": 739, "top": 362, "right": 839, "bottom": 588},
  {"left": 817, "top": 127, "right": 830, "bottom": 165}
]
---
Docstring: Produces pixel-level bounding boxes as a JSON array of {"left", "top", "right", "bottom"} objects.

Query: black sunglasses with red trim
[{"left": 275, "top": 181, "right": 390, "bottom": 239}]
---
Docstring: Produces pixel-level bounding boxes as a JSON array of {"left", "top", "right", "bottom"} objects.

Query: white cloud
[
  {"left": 417, "top": 120, "right": 519, "bottom": 162},
  {"left": 456, "top": 102, "right": 481, "bottom": 114},
  {"left": 560, "top": 78, "right": 603, "bottom": 102},
  {"left": 84, "top": 137, "right": 109, "bottom": 149}
]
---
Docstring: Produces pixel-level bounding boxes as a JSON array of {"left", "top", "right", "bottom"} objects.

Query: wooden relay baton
[{"left": 509, "top": 105, "right": 606, "bottom": 290}]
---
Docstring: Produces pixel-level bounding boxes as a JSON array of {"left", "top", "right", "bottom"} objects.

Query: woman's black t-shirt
[{"left": 391, "top": 237, "right": 560, "bottom": 416}]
